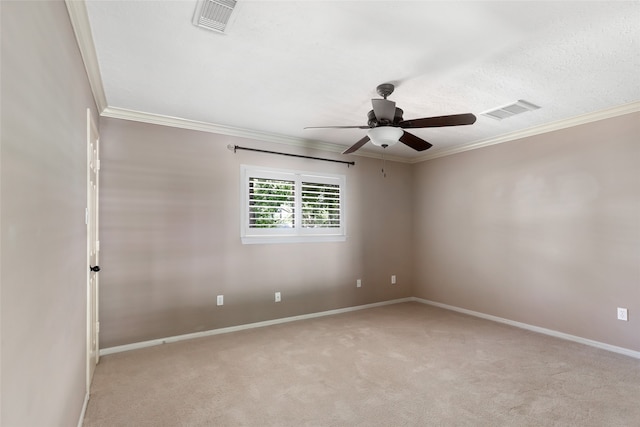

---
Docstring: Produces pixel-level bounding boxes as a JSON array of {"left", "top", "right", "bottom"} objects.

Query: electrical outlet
[
  {"left": 275, "top": 292, "right": 281, "bottom": 302},
  {"left": 617, "top": 307, "right": 628, "bottom": 321},
  {"left": 391, "top": 275, "right": 396, "bottom": 285},
  {"left": 216, "top": 295, "right": 224, "bottom": 306},
  {"left": 356, "top": 279, "right": 362, "bottom": 288}
]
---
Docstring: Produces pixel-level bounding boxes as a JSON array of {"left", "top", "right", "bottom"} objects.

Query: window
[{"left": 241, "top": 165, "right": 346, "bottom": 244}]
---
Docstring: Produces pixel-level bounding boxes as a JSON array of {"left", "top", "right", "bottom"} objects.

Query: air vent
[
  {"left": 481, "top": 99, "right": 540, "bottom": 120},
  {"left": 193, "top": 0, "right": 237, "bottom": 34}
]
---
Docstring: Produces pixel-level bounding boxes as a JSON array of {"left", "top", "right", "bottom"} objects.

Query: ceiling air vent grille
[
  {"left": 481, "top": 100, "right": 540, "bottom": 120},
  {"left": 193, "top": 0, "right": 237, "bottom": 34}
]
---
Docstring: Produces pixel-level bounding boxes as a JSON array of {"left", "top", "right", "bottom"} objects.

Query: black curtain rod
[{"left": 228, "top": 144, "right": 355, "bottom": 167}]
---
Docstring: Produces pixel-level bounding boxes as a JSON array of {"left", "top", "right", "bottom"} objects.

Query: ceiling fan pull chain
[{"left": 381, "top": 149, "right": 387, "bottom": 178}]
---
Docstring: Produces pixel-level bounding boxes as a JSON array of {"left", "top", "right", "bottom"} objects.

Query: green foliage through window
[
  {"left": 249, "top": 178, "right": 295, "bottom": 228},
  {"left": 302, "top": 182, "right": 340, "bottom": 228}
]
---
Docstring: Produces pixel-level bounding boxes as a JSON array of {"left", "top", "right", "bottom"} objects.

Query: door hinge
[
  {"left": 96, "top": 240, "right": 100, "bottom": 251},
  {"left": 96, "top": 322, "right": 100, "bottom": 333},
  {"left": 97, "top": 159, "right": 101, "bottom": 171},
  {"left": 85, "top": 208, "right": 89, "bottom": 225}
]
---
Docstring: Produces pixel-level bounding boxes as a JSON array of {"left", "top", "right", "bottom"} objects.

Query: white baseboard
[
  {"left": 411, "top": 297, "right": 640, "bottom": 360},
  {"left": 100, "top": 296, "right": 639, "bottom": 360},
  {"left": 100, "top": 297, "right": 413, "bottom": 356},
  {"left": 77, "top": 393, "right": 89, "bottom": 427}
]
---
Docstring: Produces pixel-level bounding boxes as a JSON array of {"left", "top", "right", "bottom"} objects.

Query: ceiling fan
[{"left": 305, "top": 83, "right": 476, "bottom": 154}]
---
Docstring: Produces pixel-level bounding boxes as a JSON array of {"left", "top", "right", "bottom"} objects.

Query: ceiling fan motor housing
[{"left": 367, "top": 107, "right": 404, "bottom": 127}]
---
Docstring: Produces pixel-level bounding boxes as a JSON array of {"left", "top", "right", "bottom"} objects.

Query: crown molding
[
  {"left": 65, "top": 0, "right": 108, "bottom": 112},
  {"left": 101, "top": 106, "right": 409, "bottom": 163},
  {"left": 102, "top": 106, "right": 344, "bottom": 152},
  {"left": 410, "top": 101, "right": 640, "bottom": 163},
  {"left": 103, "top": 101, "right": 638, "bottom": 166}
]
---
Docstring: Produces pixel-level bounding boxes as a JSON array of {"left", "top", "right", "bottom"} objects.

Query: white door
[{"left": 87, "top": 108, "right": 100, "bottom": 391}]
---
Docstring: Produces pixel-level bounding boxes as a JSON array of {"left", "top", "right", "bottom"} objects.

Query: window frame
[{"left": 240, "top": 165, "right": 347, "bottom": 244}]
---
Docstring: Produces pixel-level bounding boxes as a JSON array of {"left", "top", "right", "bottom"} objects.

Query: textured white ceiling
[{"left": 82, "top": 1, "right": 640, "bottom": 159}]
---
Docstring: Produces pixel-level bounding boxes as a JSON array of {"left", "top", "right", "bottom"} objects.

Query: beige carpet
[{"left": 83, "top": 302, "right": 640, "bottom": 426}]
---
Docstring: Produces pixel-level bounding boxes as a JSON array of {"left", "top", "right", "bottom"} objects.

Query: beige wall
[
  {"left": 99, "top": 113, "right": 639, "bottom": 353},
  {"left": 1, "top": 0, "right": 98, "bottom": 425},
  {"left": 412, "top": 112, "right": 640, "bottom": 352},
  {"left": 98, "top": 118, "right": 414, "bottom": 347}
]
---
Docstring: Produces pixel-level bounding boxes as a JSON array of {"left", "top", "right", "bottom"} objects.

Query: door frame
[{"left": 86, "top": 108, "right": 100, "bottom": 392}]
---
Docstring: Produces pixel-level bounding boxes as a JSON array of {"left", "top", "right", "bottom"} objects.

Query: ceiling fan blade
[
  {"left": 371, "top": 99, "right": 396, "bottom": 122},
  {"left": 342, "top": 135, "right": 370, "bottom": 154},
  {"left": 399, "top": 131, "right": 433, "bottom": 152},
  {"left": 400, "top": 113, "right": 476, "bottom": 129},
  {"left": 304, "top": 125, "right": 370, "bottom": 130}
]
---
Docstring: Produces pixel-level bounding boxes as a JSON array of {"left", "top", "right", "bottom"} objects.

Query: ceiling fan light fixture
[{"left": 367, "top": 126, "right": 403, "bottom": 148}]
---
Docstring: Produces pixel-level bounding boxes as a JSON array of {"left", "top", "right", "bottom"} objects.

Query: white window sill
[{"left": 241, "top": 235, "right": 347, "bottom": 245}]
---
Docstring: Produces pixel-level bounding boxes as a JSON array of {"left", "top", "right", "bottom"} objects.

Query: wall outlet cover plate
[{"left": 617, "top": 307, "right": 628, "bottom": 321}]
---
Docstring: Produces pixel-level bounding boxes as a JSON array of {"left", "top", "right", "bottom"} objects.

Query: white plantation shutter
[
  {"left": 301, "top": 181, "right": 341, "bottom": 228},
  {"left": 248, "top": 177, "right": 295, "bottom": 229},
  {"left": 241, "top": 165, "right": 346, "bottom": 244}
]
